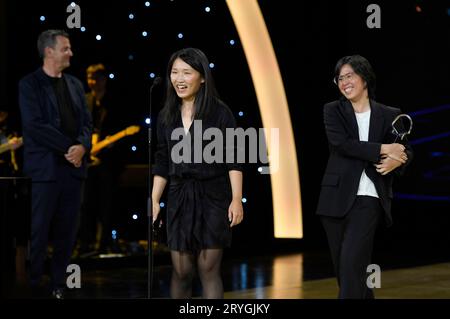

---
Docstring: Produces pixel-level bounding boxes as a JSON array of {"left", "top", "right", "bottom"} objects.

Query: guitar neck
[
  {"left": 0, "top": 137, "right": 23, "bottom": 155},
  {"left": 91, "top": 131, "right": 127, "bottom": 153}
]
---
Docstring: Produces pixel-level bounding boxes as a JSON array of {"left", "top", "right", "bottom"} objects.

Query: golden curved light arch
[{"left": 226, "top": 0, "right": 302, "bottom": 238}]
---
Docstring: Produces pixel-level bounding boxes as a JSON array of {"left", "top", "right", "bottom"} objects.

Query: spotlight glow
[
  {"left": 149, "top": 72, "right": 156, "bottom": 78},
  {"left": 80, "top": 26, "right": 86, "bottom": 32},
  {"left": 177, "top": 33, "right": 184, "bottom": 39},
  {"left": 145, "top": 118, "right": 151, "bottom": 124},
  {"left": 230, "top": 39, "right": 235, "bottom": 45},
  {"left": 209, "top": 63, "right": 215, "bottom": 68},
  {"left": 238, "top": 111, "right": 244, "bottom": 117},
  {"left": 205, "top": 7, "right": 211, "bottom": 12},
  {"left": 39, "top": 16, "right": 46, "bottom": 22},
  {"left": 145, "top": 1, "right": 150, "bottom": 7},
  {"left": 96, "top": 35, "right": 102, "bottom": 41},
  {"left": 131, "top": 146, "right": 137, "bottom": 151},
  {"left": 226, "top": 0, "right": 303, "bottom": 238},
  {"left": 242, "top": 198, "right": 247, "bottom": 203},
  {"left": 132, "top": 214, "right": 138, "bottom": 220},
  {"left": 129, "top": 13, "right": 135, "bottom": 19},
  {"left": 142, "top": 31, "right": 148, "bottom": 37},
  {"left": 160, "top": 202, "right": 165, "bottom": 208},
  {"left": 109, "top": 73, "right": 114, "bottom": 79}
]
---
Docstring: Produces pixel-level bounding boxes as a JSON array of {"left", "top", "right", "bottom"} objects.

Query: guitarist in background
[
  {"left": 78, "top": 63, "right": 126, "bottom": 256},
  {"left": 0, "top": 109, "right": 23, "bottom": 176}
]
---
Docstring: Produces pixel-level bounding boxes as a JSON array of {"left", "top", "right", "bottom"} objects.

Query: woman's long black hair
[{"left": 160, "top": 48, "right": 221, "bottom": 125}]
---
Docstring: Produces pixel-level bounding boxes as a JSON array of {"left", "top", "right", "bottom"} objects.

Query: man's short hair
[{"left": 37, "top": 29, "right": 69, "bottom": 59}]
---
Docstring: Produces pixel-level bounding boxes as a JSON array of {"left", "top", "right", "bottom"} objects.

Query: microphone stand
[{"left": 147, "top": 77, "right": 161, "bottom": 299}]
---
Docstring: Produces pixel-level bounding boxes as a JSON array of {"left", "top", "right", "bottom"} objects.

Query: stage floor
[{"left": 48, "top": 251, "right": 450, "bottom": 299}]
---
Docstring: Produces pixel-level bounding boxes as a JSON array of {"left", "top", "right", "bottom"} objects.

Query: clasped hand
[
  {"left": 64, "top": 144, "right": 86, "bottom": 168},
  {"left": 376, "top": 143, "right": 407, "bottom": 175}
]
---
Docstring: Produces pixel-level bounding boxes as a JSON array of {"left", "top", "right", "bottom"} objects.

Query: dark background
[{"left": 1, "top": 0, "right": 450, "bottom": 264}]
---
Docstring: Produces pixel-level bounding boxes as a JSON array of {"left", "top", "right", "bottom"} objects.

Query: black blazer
[
  {"left": 18, "top": 68, "right": 92, "bottom": 181},
  {"left": 316, "top": 98, "right": 413, "bottom": 226}
]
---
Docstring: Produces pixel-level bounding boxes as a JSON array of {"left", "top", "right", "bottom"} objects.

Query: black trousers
[
  {"left": 321, "top": 195, "right": 382, "bottom": 299},
  {"left": 30, "top": 164, "right": 82, "bottom": 290}
]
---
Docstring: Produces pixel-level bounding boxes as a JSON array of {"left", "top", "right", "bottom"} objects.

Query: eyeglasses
[{"left": 333, "top": 72, "right": 355, "bottom": 85}]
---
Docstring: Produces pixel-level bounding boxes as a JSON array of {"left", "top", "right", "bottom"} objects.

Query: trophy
[{"left": 391, "top": 113, "right": 413, "bottom": 143}]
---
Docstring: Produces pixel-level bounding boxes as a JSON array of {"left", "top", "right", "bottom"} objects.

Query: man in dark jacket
[{"left": 18, "top": 29, "right": 92, "bottom": 298}]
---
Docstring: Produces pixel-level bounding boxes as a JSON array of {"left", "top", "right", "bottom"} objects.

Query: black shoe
[{"left": 52, "top": 288, "right": 64, "bottom": 299}]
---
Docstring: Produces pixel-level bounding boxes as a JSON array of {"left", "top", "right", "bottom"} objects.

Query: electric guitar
[
  {"left": 89, "top": 125, "right": 140, "bottom": 167},
  {"left": 0, "top": 137, "right": 23, "bottom": 155},
  {"left": 0, "top": 136, "right": 22, "bottom": 172}
]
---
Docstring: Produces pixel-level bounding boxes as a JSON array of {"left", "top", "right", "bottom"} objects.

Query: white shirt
[{"left": 355, "top": 110, "right": 379, "bottom": 198}]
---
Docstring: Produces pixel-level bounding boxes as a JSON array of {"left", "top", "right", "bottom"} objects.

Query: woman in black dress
[{"left": 152, "top": 48, "right": 244, "bottom": 298}]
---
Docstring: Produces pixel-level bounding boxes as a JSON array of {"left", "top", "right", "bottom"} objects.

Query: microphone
[
  {"left": 149, "top": 77, "right": 162, "bottom": 121},
  {"left": 151, "top": 76, "right": 162, "bottom": 90},
  {"left": 147, "top": 75, "right": 162, "bottom": 299}
]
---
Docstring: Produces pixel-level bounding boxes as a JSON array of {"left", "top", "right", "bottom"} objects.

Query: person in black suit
[
  {"left": 18, "top": 29, "right": 92, "bottom": 298},
  {"left": 316, "top": 55, "right": 413, "bottom": 299}
]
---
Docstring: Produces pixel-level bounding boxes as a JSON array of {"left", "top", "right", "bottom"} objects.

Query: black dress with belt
[{"left": 152, "top": 102, "right": 242, "bottom": 252}]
